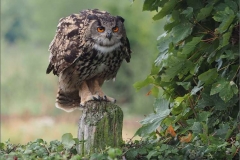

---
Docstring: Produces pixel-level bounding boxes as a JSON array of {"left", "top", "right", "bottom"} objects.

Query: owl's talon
[
  {"left": 93, "top": 96, "right": 99, "bottom": 100},
  {"left": 93, "top": 94, "right": 101, "bottom": 100},
  {"left": 103, "top": 95, "right": 107, "bottom": 100}
]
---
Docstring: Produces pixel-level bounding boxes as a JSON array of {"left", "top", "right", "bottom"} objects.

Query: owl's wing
[
  {"left": 121, "top": 37, "right": 132, "bottom": 63},
  {"left": 46, "top": 14, "right": 86, "bottom": 75}
]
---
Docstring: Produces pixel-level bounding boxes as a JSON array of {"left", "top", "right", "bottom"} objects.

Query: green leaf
[
  {"left": 186, "top": 0, "right": 204, "bottom": 10},
  {"left": 220, "top": 50, "right": 239, "bottom": 60},
  {"left": 143, "top": 0, "right": 160, "bottom": 11},
  {"left": 196, "top": 92, "right": 214, "bottom": 108},
  {"left": 0, "top": 143, "right": 5, "bottom": 150},
  {"left": 215, "top": 123, "right": 229, "bottom": 139},
  {"left": 176, "top": 82, "right": 191, "bottom": 90},
  {"left": 135, "top": 121, "right": 161, "bottom": 137},
  {"left": 153, "top": 0, "right": 178, "bottom": 20},
  {"left": 174, "top": 96, "right": 185, "bottom": 107},
  {"left": 171, "top": 22, "right": 193, "bottom": 43},
  {"left": 107, "top": 148, "right": 122, "bottom": 159},
  {"left": 198, "top": 68, "right": 218, "bottom": 84},
  {"left": 196, "top": 5, "right": 213, "bottom": 21},
  {"left": 133, "top": 76, "right": 155, "bottom": 90},
  {"left": 218, "top": 25, "right": 233, "bottom": 49},
  {"left": 210, "top": 78, "right": 228, "bottom": 95},
  {"left": 191, "top": 122, "right": 202, "bottom": 133},
  {"left": 135, "top": 98, "right": 171, "bottom": 136},
  {"left": 213, "top": 7, "right": 235, "bottom": 33},
  {"left": 224, "top": 0, "right": 238, "bottom": 13},
  {"left": 181, "top": 7, "right": 193, "bottom": 18},
  {"left": 191, "top": 85, "right": 203, "bottom": 95},
  {"left": 140, "top": 108, "right": 170, "bottom": 126},
  {"left": 182, "top": 37, "right": 202, "bottom": 55},
  {"left": 157, "top": 32, "right": 172, "bottom": 53},
  {"left": 147, "top": 150, "right": 158, "bottom": 159},
  {"left": 61, "top": 133, "right": 75, "bottom": 149},
  {"left": 153, "top": 97, "right": 169, "bottom": 112},
  {"left": 197, "top": 111, "right": 211, "bottom": 122},
  {"left": 161, "top": 56, "right": 193, "bottom": 82},
  {"left": 219, "top": 81, "right": 238, "bottom": 102}
]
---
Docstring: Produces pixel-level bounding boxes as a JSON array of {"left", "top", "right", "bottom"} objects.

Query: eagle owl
[{"left": 46, "top": 9, "right": 131, "bottom": 112}]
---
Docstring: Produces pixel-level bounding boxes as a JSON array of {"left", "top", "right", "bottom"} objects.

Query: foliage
[
  {"left": 133, "top": 0, "right": 240, "bottom": 159},
  {"left": 0, "top": 133, "right": 123, "bottom": 160}
]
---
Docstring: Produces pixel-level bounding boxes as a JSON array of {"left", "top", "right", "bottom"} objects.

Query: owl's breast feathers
[{"left": 46, "top": 9, "right": 131, "bottom": 76}]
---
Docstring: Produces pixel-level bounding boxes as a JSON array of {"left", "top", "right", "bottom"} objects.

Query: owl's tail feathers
[{"left": 55, "top": 89, "right": 81, "bottom": 112}]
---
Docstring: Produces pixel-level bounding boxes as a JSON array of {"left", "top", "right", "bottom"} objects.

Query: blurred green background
[{"left": 1, "top": 0, "right": 164, "bottom": 143}]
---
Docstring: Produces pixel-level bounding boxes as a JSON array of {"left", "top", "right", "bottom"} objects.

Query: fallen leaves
[{"left": 165, "top": 125, "right": 192, "bottom": 143}]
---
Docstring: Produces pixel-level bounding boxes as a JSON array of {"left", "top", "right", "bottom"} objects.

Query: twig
[{"left": 188, "top": 97, "right": 197, "bottom": 118}]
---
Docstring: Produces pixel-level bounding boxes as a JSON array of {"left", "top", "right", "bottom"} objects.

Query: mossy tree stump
[{"left": 77, "top": 101, "right": 123, "bottom": 155}]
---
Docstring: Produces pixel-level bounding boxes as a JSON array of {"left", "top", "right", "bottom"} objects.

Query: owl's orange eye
[
  {"left": 112, "top": 27, "right": 119, "bottom": 32},
  {"left": 97, "top": 27, "right": 105, "bottom": 33}
]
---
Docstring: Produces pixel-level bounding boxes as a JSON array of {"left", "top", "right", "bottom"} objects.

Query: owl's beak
[{"left": 106, "top": 31, "right": 112, "bottom": 40}]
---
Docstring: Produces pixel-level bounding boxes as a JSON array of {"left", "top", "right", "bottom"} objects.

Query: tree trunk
[{"left": 77, "top": 101, "right": 123, "bottom": 155}]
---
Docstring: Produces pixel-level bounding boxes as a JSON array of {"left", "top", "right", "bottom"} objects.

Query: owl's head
[{"left": 85, "top": 12, "right": 126, "bottom": 53}]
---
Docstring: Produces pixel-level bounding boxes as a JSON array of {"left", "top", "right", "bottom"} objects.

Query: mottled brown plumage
[{"left": 47, "top": 9, "right": 131, "bottom": 112}]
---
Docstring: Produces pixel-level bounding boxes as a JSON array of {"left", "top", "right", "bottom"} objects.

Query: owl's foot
[{"left": 80, "top": 94, "right": 101, "bottom": 107}]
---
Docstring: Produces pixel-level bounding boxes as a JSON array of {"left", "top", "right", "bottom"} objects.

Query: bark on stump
[{"left": 77, "top": 101, "right": 123, "bottom": 155}]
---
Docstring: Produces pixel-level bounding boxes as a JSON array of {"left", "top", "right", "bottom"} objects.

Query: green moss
[{"left": 78, "top": 101, "right": 124, "bottom": 155}]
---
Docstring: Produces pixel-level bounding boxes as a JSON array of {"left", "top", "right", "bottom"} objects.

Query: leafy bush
[
  {"left": 0, "top": 133, "right": 123, "bottom": 160},
  {"left": 133, "top": 0, "right": 239, "bottom": 159}
]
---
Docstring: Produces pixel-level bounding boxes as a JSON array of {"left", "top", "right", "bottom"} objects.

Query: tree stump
[{"left": 77, "top": 101, "right": 123, "bottom": 155}]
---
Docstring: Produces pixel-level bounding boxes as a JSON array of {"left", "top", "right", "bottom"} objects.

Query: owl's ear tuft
[
  {"left": 116, "top": 16, "right": 124, "bottom": 23},
  {"left": 87, "top": 14, "right": 98, "bottom": 21}
]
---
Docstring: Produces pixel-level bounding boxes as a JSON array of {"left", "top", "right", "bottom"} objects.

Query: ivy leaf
[
  {"left": 211, "top": 78, "right": 238, "bottom": 102},
  {"left": 135, "top": 98, "right": 171, "bottom": 137},
  {"left": 213, "top": 7, "right": 235, "bottom": 33},
  {"left": 157, "top": 32, "right": 172, "bottom": 53},
  {"left": 147, "top": 150, "right": 158, "bottom": 159},
  {"left": 191, "top": 85, "right": 203, "bottom": 95},
  {"left": 224, "top": 0, "right": 238, "bottom": 13},
  {"left": 182, "top": 37, "right": 202, "bottom": 55},
  {"left": 171, "top": 22, "right": 193, "bottom": 43},
  {"left": 220, "top": 50, "right": 239, "bottom": 60},
  {"left": 219, "top": 81, "right": 238, "bottom": 102},
  {"left": 143, "top": 0, "right": 159, "bottom": 11},
  {"left": 191, "top": 81, "right": 204, "bottom": 96},
  {"left": 133, "top": 76, "right": 155, "bottom": 90},
  {"left": 61, "top": 133, "right": 75, "bottom": 149},
  {"left": 161, "top": 56, "right": 193, "bottom": 82},
  {"left": 196, "top": 5, "right": 213, "bottom": 21},
  {"left": 176, "top": 82, "right": 191, "bottom": 90},
  {"left": 181, "top": 7, "right": 193, "bottom": 18},
  {"left": 214, "top": 123, "right": 230, "bottom": 139},
  {"left": 197, "top": 111, "right": 211, "bottom": 122},
  {"left": 153, "top": 0, "right": 178, "bottom": 20},
  {"left": 218, "top": 25, "right": 233, "bottom": 49},
  {"left": 191, "top": 122, "right": 202, "bottom": 134},
  {"left": 210, "top": 78, "right": 228, "bottom": 95},
  {"left": 196, "top": 92, "right": 214, "bottom": 108},
  {"left": 198, "top": 68, "right": 218, "bottom": 84},
  {"left": 153, "top": 97, "right": 169, "bottom": 112}
]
